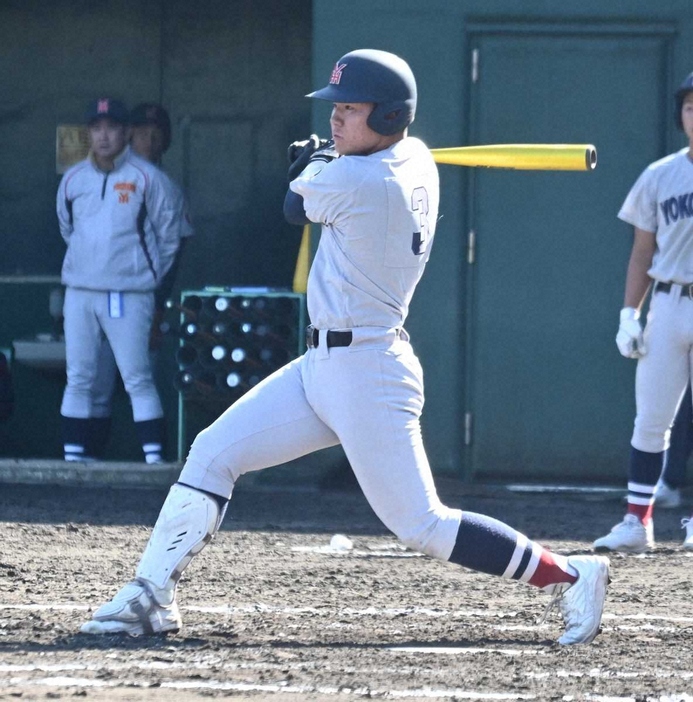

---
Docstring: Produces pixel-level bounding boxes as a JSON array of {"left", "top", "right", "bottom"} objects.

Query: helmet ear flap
[{"left": 367, "top": 100, "right": 413, "bottom": 136}]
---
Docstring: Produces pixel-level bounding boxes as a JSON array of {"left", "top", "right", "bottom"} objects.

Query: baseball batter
[
  {"left": 594, "top": 73, "right": 693, "bottom": 552},
  {"left": 57, "top": 98, "right": 180, "bottom": 464},
  {"left": 80, "top": 50, "right": 609, "bottom": 645}
]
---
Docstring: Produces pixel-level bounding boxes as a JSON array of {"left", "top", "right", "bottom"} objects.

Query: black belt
[
  {"left": 655, "top": 281, "right": 693, "bottom": 299},
  {"left": 306, "top": 325, "right": 353, "bottom": 349}
]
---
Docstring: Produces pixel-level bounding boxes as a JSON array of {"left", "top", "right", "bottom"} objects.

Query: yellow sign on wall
[{"left": 56, "top": 125, "right": 89, "bottom": 174}]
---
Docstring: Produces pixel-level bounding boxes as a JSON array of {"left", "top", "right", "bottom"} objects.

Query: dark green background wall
[
  {"left": 0, "top": 0, "right": 312, "bottom": 461},
  {"left": 2, "top": 0, "right": 693, "bottom": 482},
  {"left": 312, "top": 0, "right": 693, "bottom": 481},
  {"left": 0, "top": 0, "right": 312, "bottom": 287}
]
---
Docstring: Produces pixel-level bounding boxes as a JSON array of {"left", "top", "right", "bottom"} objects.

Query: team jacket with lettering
[{"left": 57, "top": 146, "right": 180, "bottom": 292}]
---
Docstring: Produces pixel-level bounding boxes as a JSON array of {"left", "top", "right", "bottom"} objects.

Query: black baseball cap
[
  {"left": 129, "top": 103, "right": 172, "bottom": 151},
  {"left": 85, "top": 98, "right": 129, "bottom": 125}
]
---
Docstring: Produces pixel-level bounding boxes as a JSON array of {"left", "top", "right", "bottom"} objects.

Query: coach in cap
[
  {"left": 56, "top": 97, "right": 181, "bottom": 465},
  {"left": 85, "top": 101, "right": 195, "bottom": 459}
]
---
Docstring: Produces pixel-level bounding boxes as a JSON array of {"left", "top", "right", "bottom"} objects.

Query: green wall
[
  {"left": 0, "top": 0, "right": 312, "bottom": 288},
  {"left": 0, "top": 0, "right": 312, "bottom": 461},
  {"left": 3, "top": 0, "right": 693, "bottom": 481},
  {"left": 312, "top": 0, "right": 693, "bottom": 480}
]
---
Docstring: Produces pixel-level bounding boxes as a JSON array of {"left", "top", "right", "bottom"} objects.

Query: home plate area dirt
[{"left": 1, "top": 480, "right": 692, "bottom": 701}]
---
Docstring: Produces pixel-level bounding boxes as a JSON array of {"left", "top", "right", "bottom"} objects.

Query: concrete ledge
[
  {"left": 0, "top": 459, "right": 182, "bottom": 489},
  {"left": 0, "top": 458, "right": 630, "bottom": 499}
]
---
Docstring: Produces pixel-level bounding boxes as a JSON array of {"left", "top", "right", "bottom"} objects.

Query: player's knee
[
  {"left": 181, "top": 429, "right": 244, "bottom": 495},
  {"left": 632, "top": 423, "right": 671, "bottom": 453},
  {"left": 390, "top": 505, "right": 461, "bottom": 561}
]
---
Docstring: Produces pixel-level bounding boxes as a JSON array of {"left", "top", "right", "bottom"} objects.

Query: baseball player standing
[
  {"left": 57, "top": 98, "right": 180, "bottom": 464},
  {"left": 593, "top": 73, "right": 693, "bottom": 552},
  {"left": 87, "top": 103, "right": 194, "bottom": 459},
  {"left": 80, "top": 51, "right": 609, "bottom": 645}
]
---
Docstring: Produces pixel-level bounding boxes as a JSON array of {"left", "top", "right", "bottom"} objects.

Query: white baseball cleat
[
  {"left": 557, "top": 555, "right": 610, "bottom": 645},
  {"left": 592, "top": 514, "right": 654, "bottom": 553},
  {"left": 681, "top": 517, "right": 693, "bottom": 550},
  {"left": 80, "top": 580, "right": 181, "bottom": 636},
  {"left": 654, "top": 480, "right": 682, "bottom": 509}
]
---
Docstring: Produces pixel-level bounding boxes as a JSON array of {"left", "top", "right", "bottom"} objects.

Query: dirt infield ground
[{"left": 1, "top": 478, "right": 692, "bottom": 701}]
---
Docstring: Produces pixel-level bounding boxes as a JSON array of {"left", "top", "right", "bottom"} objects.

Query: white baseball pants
[
  {"left": 61, "top": 288, "right": 163, "bottom": 421},
  {"left": 632, "top": 287, "right": 693, "bottom": 453},
  {"left": 180, "top": 329, "right": 462, "bottom": 561}
]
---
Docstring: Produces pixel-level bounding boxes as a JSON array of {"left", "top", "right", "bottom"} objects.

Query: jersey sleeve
[
  {"left": 166, "top": 174, "right": 195, "bottom": 240},
  {"left": 56, "top": 172, "right": 73, "bottom": 243},
  {"left": 289, "top": 157, "right": 360, "bottom": 225},
  {"left": 618, "top": 167, "right": 657, "bottom": 233},
  {"left": 146, "top": 171, "right": 181, "bottom": 279}
]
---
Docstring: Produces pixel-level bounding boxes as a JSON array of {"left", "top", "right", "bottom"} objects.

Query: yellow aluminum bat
[{"left": 430, "top": 144, "right": 597, "bottom": 171}]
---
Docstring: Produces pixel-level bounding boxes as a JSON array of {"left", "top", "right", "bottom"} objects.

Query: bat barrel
[{"left": 430, "top": 144, "right": 598, "bottom": 171}]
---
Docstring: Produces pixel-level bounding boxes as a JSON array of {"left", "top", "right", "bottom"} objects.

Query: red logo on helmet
[
  {"left": 329, "top": 62, "right": 347, "bottom": 85},
  {"left": 97, "top": 99, "right": 110, "bottom": 114}
]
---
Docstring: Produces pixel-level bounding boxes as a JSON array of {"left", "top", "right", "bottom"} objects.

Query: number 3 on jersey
[{"left": 411, "top": 186, "right": 430, "bottom": 256}]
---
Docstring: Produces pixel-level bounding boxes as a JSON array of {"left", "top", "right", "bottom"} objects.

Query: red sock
[
  {"left": 528, "top": 549, "right": 577, "bottom": 591},
  {"left": 627, "top": 501, "right": 653, "bottom": 525}
]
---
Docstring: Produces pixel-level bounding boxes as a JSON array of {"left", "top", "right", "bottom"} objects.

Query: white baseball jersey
[
  {"left": 57, "top": 146, "right": 181, "bottom": 291},
  {"left": 618, "top": 147, "right": 693, "bottom": 283},
  {"left": 290, "top": 136, "right": 439, "bottom": 330}
]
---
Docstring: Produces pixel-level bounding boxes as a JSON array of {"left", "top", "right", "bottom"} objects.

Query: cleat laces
[{"left": 537, "top": 582, "right": 571, "bottom": 626}]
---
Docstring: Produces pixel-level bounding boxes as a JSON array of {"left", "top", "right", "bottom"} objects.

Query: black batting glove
[{"left": 287, "top": 135, "right": 338, "bottom": 181}]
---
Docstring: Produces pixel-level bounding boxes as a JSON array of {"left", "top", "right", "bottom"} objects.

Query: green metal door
[{"left": 466, "top": 24, "right": 675, "bottom": 480}]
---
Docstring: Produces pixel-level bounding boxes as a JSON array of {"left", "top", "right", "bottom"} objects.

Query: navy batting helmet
[
  {"left": 675, "top": 72, "right": 693, "bottom": 130},
  {"left": 129, "top": 103, "right": 172, "bottom": 152},
  {"left": 307, "top": 49, "right": 417, "bottom": 136}
]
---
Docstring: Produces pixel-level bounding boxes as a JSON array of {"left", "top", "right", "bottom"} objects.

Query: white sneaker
[
  {"left": 681, "top": 518, "right": 693, "bottom": 551},
  {"left": 557, "top": 555, "right": 610, "bottom": 645},
  {"left": 654, "top": 481, "right": 682, "bottom": 509},
  {"left": 80, "top": 579, "right": 181, "bottom": 636},
  {"left": 592, "top": 514, "right": 654, "bottom": 553}
]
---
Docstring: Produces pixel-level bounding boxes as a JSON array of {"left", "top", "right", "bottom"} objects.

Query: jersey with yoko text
[{"left": 618, "top": 147, "right": 693, "bottom": 283}]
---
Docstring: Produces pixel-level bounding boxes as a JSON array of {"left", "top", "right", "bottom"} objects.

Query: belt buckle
[
  {"left": 306, "top": 324, "right": 316, "bottom": 349},
  {"left": 688, "top": 284, "right": 693, "bottom": 301}
]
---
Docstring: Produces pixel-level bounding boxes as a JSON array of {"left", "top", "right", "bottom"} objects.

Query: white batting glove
[{"left": 616, "top": 307, "right": 646, "bottom": 358}]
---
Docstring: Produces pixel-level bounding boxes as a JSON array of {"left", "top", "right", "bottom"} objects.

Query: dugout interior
[{"left": 176, "top": 289, "right": 306, "bottom": 461}]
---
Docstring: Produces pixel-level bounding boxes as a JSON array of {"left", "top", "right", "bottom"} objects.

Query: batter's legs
[
  {"left": 80, "top": 347, "right": 609, "bottom": 644},
  {"left": 80, "top": 356, "right": 340, "bottom": 635},
  {"left": 179, "top": 357, "right": 340, "bottom": 496},
  {"left": 303, "top": 343, "right": 608, "bottom": 643}
]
